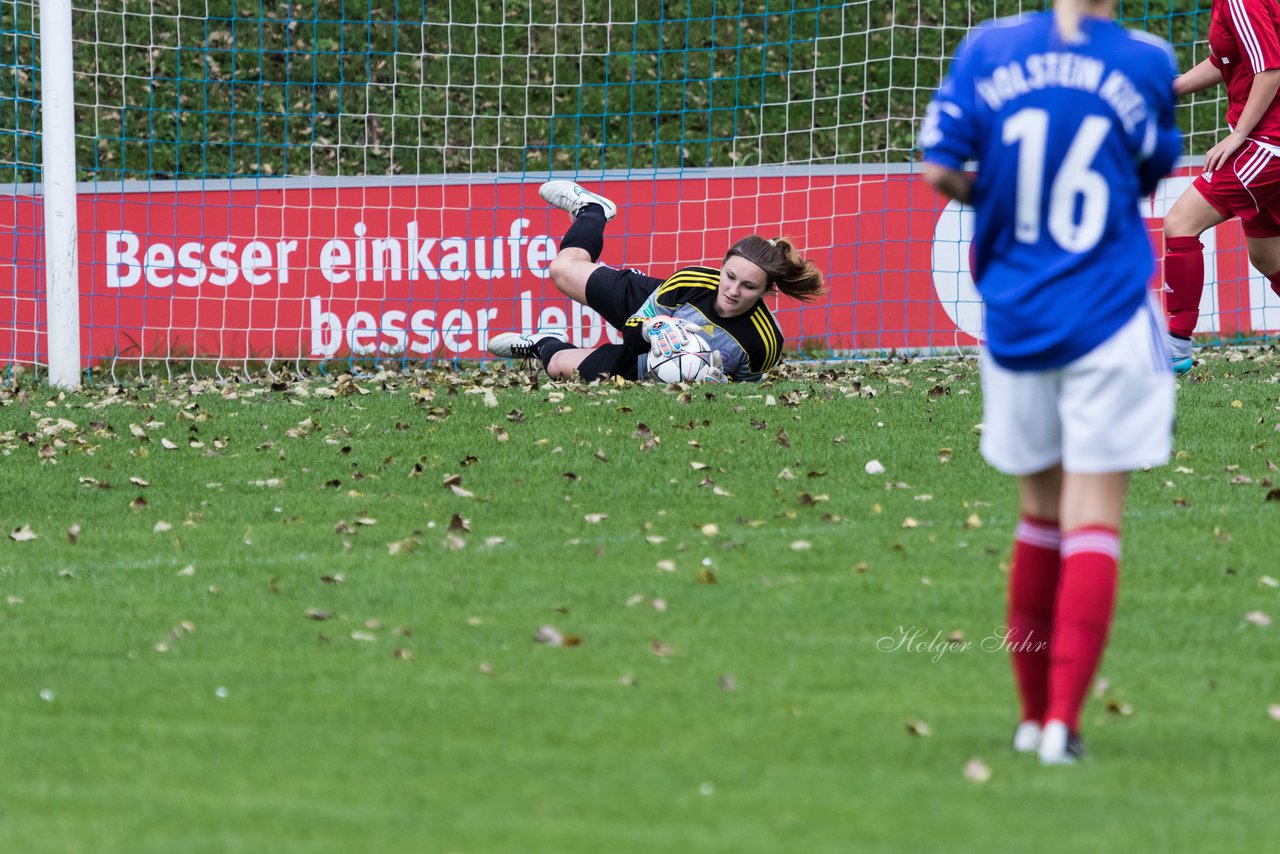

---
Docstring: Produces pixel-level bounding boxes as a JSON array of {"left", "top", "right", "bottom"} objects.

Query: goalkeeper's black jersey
[{"left": 624, "top": 266, "right": 785, "bottom": 382}]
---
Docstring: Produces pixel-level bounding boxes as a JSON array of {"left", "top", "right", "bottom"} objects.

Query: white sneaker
[
  {"left": 1012, "top": 720, "right": 1042, "bottom": 753},
  {"left": 538, "top": 180, "right": 617, "bottom": 221},
  {"left": 487, "top": 329, "right": 569, "bottom": 359},
  {"left": 1038, "top": 719, "right": 1085, "bottom": 765}
]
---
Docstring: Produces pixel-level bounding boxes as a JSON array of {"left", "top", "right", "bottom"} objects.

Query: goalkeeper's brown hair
[{"left": 724, "top": 236, "right": 825, "bottom": 302}]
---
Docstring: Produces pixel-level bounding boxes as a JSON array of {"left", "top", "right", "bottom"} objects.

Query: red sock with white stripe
[
  {"left": 1164, "top": 236, "right": 1204, "bottom": 338},
  {"left": 1007, "top": 515, "right": 1061, "bottom": 724},
  {"left": 1045, "top": 526, "right": 1120, "bottom": 732}
]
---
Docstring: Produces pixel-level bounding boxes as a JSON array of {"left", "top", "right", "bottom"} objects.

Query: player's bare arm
[
  {"left": 1174, "top": 57, "right": 1224, "bottom": 97},
  {"left": 921, "top": 162, "right": 973, "bottom": 205}
]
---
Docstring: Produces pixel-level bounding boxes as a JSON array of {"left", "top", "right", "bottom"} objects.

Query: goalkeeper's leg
[
  {"left": 540, "top": 183, "right": 669, "bottom": 330},
  {"left": 548, "top": 247, "right": 600, "bottom": 305},
  {"left": 544, "top": 346, "right": 591, "bottom": 379},
  {"left": 542, "top": 181, "right": 616, "bottom": 304},
  {"left": 487, "top": 322, "right": 638, "bottom": 381},
  {"left": 487, "top": 335, "right": 632, "bottom": 382},
  {"left": 534, "top": 343, "right": 635, "bottom": 381},
  {"left": 575, "top": 344, "right": 637, "bottom": 381}
]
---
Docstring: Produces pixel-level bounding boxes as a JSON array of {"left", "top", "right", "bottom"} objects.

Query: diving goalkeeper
[{"left": 486, "top": 181, "right": 824, "bottom": 382}]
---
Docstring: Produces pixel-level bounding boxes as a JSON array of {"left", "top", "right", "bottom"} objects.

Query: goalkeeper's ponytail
[{"left": 724, "top": 235, "right": 825, "bottom": 302}]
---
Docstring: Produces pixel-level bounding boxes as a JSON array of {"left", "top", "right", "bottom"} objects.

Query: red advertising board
[{"left": 1, "top": 168, "right": 1275, "bottom": 365}]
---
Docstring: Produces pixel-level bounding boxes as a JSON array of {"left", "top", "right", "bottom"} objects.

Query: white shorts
[{"left": 979, "top": 297, "right": 1175, "bottom": 476}]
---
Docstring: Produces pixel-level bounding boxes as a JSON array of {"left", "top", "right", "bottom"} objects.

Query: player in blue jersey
[
  {"left": 486, "top": 181, "right": 824, "bottom": 383},
  {"left": 920, "top": 0, "right": 1181, "bottom": 765}
]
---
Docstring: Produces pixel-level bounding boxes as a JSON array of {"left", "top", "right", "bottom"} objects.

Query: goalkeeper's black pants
[{"left": 576, "top": 344, "right": 638, "bottom": 381}]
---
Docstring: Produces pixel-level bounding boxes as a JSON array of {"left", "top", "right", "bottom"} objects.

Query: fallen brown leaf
[
  {"left": 649, "top": 640, "right": 676, "bottom": 657},
  {"left": 963, "top": 758, "right": 992, "bottom": 784},
  {"left": 387, "top": 534, "right": 420, "bottom": 555},
  {"left": 1245, "top": 610, "right": 1272, "bottom": 627},
  {"left": 906, "top": 719, "right": 932, "bottom": 737}
]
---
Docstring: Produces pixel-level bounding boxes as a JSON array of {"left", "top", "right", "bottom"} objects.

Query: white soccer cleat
[
  {"left": 487, "top": 329, "right": 568, "bottom": 359},
  {"left": 538, "top": 180, "right": 617, "bottom": 221},
  {"left": 1037, "top": 720, "right": 1085, "bottom": 765},
  {"left": 487, "top": 332, "right": 538, "bottom": 359},
  {"left": 1012, "top": 720, "right": 1042, "bottom": 754}
]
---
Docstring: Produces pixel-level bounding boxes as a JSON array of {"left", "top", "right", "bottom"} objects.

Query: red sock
[
  {"left": 1007, "top": 515, "right": 1061, "bottom": 723},
  {"left": 1164, "top": 236, "right": 1205, "bottom": 338},
  {"left": 1045, "top": 526, "right": 1120, "bottom": 732}
]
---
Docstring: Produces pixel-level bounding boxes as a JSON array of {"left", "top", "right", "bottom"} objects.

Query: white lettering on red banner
[{"left": 0, "top": 169, "right": 1276, "bottom": 364}]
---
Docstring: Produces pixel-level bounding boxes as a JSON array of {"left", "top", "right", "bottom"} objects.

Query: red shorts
[{"left": 1193, "top": 139, "right": 1280, "bottom": 238}]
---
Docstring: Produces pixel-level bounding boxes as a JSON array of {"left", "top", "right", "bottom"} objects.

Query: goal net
[{"left": 1, "top": 1, "right": 1269, "bottom": 379}]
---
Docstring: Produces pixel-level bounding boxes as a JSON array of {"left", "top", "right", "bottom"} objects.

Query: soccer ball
[{"left": 647, "top": 332, "right": 720, "bottom": 383}]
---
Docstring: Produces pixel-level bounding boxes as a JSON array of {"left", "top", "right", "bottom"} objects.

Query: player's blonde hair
[
  {"left": 724, "top": 236, "right": 825, "bottom": 302},
  {"left": 1055, "top": 0, "right": 1113, "bottom": 42}
]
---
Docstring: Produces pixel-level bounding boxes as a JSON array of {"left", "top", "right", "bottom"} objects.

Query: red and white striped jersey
[{"left": 1210, "top": 0, "right": 1280, "bottom": 143}]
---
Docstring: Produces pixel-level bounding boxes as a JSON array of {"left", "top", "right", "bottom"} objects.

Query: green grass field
[
  {"left": 3, "top": 2, "right": 1277, "bottom": 848},
  {"left": 2, "top": 353, "right": 1278, "bottom": 852}
]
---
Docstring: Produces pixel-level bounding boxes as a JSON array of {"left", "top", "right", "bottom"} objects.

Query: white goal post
[{"left": 39, "top": 0, "right": 80, "bottom": 389}]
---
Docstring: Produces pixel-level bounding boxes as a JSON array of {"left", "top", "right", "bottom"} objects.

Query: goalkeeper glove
[
  {"left": 643, "top": 316, "right": 687, "bottom": 359},
  {"left": 642, "top": 315, "right": 704, "bottom": 359},
  {"left": 702, "top": 349, "right": 728, "bottom": 384}
]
